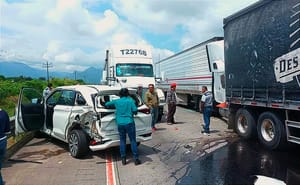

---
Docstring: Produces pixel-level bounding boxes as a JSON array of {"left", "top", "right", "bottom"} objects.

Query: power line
[{"left": 42, "top": 61, "right": 53, "bottom": 84}]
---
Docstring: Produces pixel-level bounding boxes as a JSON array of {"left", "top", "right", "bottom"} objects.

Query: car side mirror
[{"left": 31, "top": 98, "right": 41, "bottom": 104}]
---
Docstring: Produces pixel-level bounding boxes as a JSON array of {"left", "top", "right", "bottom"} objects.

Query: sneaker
[
  {"left": 121, "top": 157, "right": 126, "bottom": 165},
  {"left": 167, "top": 122, "right": 173, "bottom": 125},
  {"left": 134, "top": 159, "right": 141, "bottom": 165},
  {"left": 201, "top": 130, "right": 210, "bottom": 136}
]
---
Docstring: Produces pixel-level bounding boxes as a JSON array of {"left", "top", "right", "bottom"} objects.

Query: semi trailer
[
  {"left": 155, "top": 37, "right": 225, "bottom": 112},
  {"left": 224, "top": 0, "right": 300, "bottom": 149}
]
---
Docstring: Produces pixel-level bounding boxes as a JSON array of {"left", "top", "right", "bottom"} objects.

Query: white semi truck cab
[
  {"left": 102, "top": 44, "right": 165, "bottom": 121},
  {"left": 102, "top": 45, "right": 155, "bottom": 87}
]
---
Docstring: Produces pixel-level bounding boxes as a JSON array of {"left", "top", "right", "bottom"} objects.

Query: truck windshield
[{"left": 116, "top": 63, "right": 154, "bottom": 77}]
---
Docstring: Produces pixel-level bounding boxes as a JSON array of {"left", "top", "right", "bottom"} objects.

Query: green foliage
[{"left": 0, "top": 76, "right": 85, "bottom": 116}]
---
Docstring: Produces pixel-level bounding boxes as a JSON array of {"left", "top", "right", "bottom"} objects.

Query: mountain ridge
[{"left": 0, "top": 61, "right": 102, "bottom": 84}]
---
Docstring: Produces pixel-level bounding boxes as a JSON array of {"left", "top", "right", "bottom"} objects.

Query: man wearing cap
[{"left": 166, "top": 83, "right": 177, "bottom": 124}]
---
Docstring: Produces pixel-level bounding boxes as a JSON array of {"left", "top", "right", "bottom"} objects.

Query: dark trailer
[{"left": 223, "top": 0, "right": 300, "bottom": 149}]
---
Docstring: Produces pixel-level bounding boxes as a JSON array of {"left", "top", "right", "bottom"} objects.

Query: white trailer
[
  {"left": 102, "top": 44, "right": 165, "bottom": 120},
  {"left": 155, "top": 37, "right": 225, "bottom": 112}
]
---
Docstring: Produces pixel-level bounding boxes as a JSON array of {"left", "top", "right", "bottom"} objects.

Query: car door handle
[{"left": 56, "top": 107, "right": 71, "bottom": 112}]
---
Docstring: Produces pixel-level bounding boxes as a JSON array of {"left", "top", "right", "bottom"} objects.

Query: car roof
[
  {"left": 53, "top": 85, "right": 138, "bottom": 105},
  {"left": 56, "top": 85, "right": 121, "bottom": 93}
]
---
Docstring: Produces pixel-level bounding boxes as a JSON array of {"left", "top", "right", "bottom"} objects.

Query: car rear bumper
[{"left": 89, "top": 134, "right": 152, "bottom": 151}]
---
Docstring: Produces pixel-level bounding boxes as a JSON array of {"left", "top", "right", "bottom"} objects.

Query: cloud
[
  {"left": 0, "top": 0, "right": 259, "bottom": 74},
  {"left": 93, "top": 10, "right": 119, "bottom": 35},
  {"left": 111, "top": 0, "right": 258, "bottom": 50}
]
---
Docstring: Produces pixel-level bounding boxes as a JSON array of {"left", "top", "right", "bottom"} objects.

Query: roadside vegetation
[{"left": 0, "top": 75, "right": 85, "bottom": 116}]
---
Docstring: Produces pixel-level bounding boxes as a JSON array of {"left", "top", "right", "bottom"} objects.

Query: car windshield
[
  {"left": 116, "top": 63, "right": 154, "bottom": 77},
  {"left": 96, "top": 92, "right": 143, "bottom": 109}
]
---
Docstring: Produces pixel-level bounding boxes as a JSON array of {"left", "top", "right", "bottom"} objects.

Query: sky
[{"left": 0, "top": 0, "right": 259, "bottom": 73}]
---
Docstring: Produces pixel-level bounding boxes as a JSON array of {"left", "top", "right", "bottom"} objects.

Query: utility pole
[
  {"left": 42, "top": 61, "right": 53, "bottom": 84},
  {"left": 74, "top": 71, "right": 77, "bottom": 80}
]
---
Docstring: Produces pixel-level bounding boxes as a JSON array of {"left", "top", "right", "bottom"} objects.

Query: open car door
[{"left": 15, "top": 87, "right": 45, "bottom": 135}]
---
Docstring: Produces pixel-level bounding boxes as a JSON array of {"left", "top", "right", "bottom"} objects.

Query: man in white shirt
[
  {"left": 200, "top": 86, "right": 213, "bottom": 135},
  {"left": 43, "top": 83, "right": 53, "bottom": 97}
]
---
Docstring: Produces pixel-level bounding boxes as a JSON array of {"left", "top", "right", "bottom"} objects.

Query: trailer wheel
[
  {"left": 235, "top": 108, "right": 257, "bottom": 139},
  {"left": 68, "top": 129, "right": 89, "bottom": 158},
  {"left": 257, "top": 112, "right": 286, "bottom": 150}
]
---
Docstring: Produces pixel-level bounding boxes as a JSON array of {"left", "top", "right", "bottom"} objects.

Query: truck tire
[
  {"left": 235, "top": 108, "right": 257, "bottom": 139},
  {"left": 68, "top": 129, "right": 89, "bottom": 158},
  {"left": 257, "top": 112, "right": 287, "bottom": 150}
]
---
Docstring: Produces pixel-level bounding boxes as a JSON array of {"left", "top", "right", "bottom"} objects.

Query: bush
[{"left": 0, "top": 77, "right": 85, "bottom": 116}]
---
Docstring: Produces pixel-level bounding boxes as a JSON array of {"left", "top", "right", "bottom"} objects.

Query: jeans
[
  {"left": 118, "top": 123, "right": 138, "bottom": 160},
  {"left": 151, "top": 107, "right": 158, "bottom": 128},
  {"left": 0, "top": 137, "right": 7, "bottom": 185},
  {"left": 203, "top": 106, "right": 212, "bottom": 133}
]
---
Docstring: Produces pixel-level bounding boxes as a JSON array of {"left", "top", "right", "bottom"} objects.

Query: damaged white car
[{"left": 15, "top": 85, "right": 152, "bottom": 158}]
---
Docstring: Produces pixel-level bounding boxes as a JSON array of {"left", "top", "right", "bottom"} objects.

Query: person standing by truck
[
  {"left": 166, "top": 83, "right": 177, "bottom": 125},
  {"left": 105, "top": 88, "right": 141, "bottom": 166},
  {"left": 43, "top": 83, "right": 53, "bottom": 98},
  {"left": 0, "top": 108, "right": 11, "bottom": 185},
  {"left": 200, "top": 86, "right": 213, "bottom": 135},
  {"left": 145, "top": 84, "right": 159, "bottom": 131}
]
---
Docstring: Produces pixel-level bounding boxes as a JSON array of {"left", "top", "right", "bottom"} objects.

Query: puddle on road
[{"left": 176, "top": 140, "right": 300, "bottom": 185}]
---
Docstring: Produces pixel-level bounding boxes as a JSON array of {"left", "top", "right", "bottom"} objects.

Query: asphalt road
[{"left": 2, "top": 106, "right": 239, "bottom": 185}]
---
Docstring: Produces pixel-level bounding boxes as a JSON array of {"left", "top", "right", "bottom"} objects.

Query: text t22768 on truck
[{"left": 224, "top": 0, "right": 300, "bottom": 149}]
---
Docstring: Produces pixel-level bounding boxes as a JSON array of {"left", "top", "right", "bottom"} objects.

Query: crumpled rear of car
[{"left": 88, "top": 91, "right": 152, "bottom": 151}]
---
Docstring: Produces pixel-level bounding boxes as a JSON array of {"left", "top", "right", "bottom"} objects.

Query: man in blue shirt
[
  {"left": 0, "top": 109, "right": 10, "bottom": 185},
  {"left": 105, "top": 88, "right": 141, "bottom": 166}
]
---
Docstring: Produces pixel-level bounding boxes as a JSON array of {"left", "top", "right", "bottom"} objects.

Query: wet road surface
[
  {"left": 176, "top": 140, "right": 300, "bottom": 185},
  {"left": 4, "top": 105, "right": 300, "bottom": 185}
]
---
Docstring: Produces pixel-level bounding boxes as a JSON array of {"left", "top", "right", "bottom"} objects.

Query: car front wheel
[{"left": 68, "top": 129, "right": 89, "bottom": 158}]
